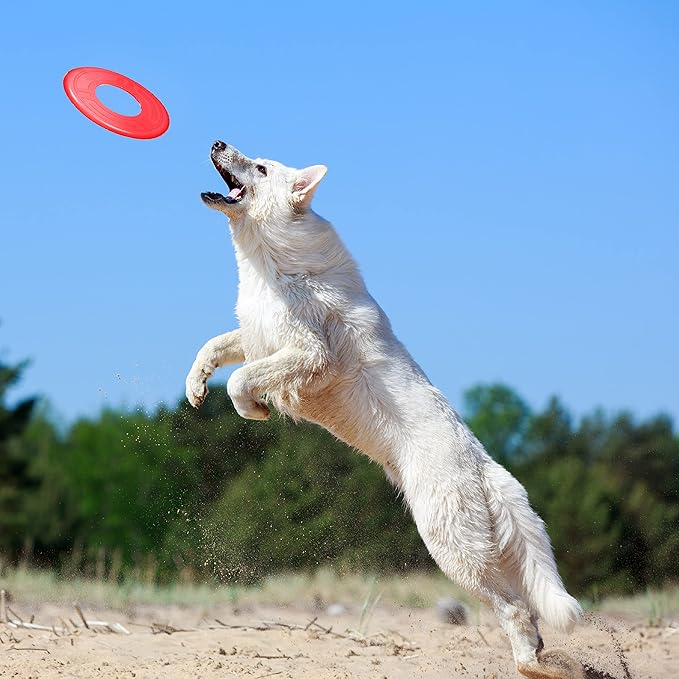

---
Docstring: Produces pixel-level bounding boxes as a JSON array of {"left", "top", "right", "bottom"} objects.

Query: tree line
[{"left": 1, "top": 353, "right": 677, "bottom": 599}]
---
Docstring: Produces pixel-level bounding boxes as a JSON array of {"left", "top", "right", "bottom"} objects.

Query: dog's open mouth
[{"left": 216, "top": 163, "right": 247, "bottom": 204}]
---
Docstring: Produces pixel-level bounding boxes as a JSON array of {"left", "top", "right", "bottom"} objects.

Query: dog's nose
[{"left": 212, "top": 140, "right": 226, "bottom": 152}]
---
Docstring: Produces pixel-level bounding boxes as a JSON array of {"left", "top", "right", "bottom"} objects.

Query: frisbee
[{"left": 63, "top": 67, "right": 170, "bottom": 139}]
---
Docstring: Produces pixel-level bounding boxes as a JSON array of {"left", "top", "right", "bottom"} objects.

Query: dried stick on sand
[
  {"left": 74, "top": 604, "right": 130, "bottom": 635},
  {"left": 7, "top": 620, "right": 68, "bottom": 634}
]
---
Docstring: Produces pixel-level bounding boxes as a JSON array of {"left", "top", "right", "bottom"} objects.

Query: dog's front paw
[
  {"left": 232, "top": 397, "right": 270, "bottom": 421},
  {"left": 227, "top": 369, "right": 270, "bottom": 421},
  {"left": 185, "top": 366, "right": 209, "bottom": 408}
]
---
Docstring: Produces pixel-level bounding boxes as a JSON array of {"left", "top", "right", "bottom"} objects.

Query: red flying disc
[{"left": 63, "top": 67, "right": 170, "bottom": 139}]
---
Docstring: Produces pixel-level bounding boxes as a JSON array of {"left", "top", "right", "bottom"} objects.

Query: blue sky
[{"left": 1, "top": 2, "right": 677, "bottom": 424}]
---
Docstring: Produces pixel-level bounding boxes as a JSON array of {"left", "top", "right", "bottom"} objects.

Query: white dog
[{"left": 186, "top": 141, "right": 584, "bottom": 678}]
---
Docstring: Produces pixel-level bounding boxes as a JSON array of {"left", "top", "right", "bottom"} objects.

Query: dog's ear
[{"left": 292, "top": 165, "right": 327, "bottom": 205}]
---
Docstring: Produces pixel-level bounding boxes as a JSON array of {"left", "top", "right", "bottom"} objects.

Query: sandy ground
[{"left": 0, "top": 602, "right": 676, "bottom": 679}]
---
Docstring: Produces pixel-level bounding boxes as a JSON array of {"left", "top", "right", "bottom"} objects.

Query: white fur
[{"left": 186, "top": 143, "right": 582, "bottom": 674}]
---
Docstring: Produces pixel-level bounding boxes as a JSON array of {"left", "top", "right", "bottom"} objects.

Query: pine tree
[{"left": 0, "top": 354, "right": 36, "bottom": 556}]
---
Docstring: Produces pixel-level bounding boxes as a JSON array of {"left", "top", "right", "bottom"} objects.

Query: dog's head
[{"left": 201, "top": 141, "right": 327, "bottom": 225}]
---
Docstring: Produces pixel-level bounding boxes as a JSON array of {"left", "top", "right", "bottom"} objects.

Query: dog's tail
[{"left": 482, "top": 460, "right": 582, "bottom": 632}]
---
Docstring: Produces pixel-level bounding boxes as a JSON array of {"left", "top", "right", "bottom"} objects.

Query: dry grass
[
  {"left": 1, "top": 566, "right": 678, "bottom": 626},
  {"left": 0, "top": 567, "right": 470, "bottom": 611},
  {"left": 595, "top": 585, "right": 679, "bottom": 625}
]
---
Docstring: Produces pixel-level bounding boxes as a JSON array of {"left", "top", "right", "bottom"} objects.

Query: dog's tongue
[{"left": 227, "top": 187, "right": 243, "bottom": 200}]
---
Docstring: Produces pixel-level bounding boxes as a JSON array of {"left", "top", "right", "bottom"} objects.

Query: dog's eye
[{"left": 256, "top": 164, "right": 267, "bottom": 176}]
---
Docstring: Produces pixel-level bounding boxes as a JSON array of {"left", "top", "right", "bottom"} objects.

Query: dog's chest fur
[
  {"left": 235, "top": 257, "right": 327, "bottom": 362},
  {"left": 236, "top": 271, "right": 285, "bottom": 359}
]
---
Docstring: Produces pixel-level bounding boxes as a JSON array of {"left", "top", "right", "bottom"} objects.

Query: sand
[{"left": 0, "top": 602, "right": 676, "bottom": 678}]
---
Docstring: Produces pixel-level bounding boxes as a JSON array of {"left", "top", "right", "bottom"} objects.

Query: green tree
[
  {"left": 519, "top": 456, "right": 630, "bottom": 596},
  {"left": 523, "top": 395, "right": 573, "bottom": 461},
  {"left": 204, "top": 417, "right": 430, "bottom": 582},
  {"left": 0, "top": 353, "right": 36, "bottom": 556},
  {"left": 595, "top": 412, "right": 679, "bottom": 588},
  {"left": 11, "top": 409, "right": 74, "bottom": 564},
  {"left": 51, "top": 408, "right": 200, "bottom": 576},
  {"left": 463, "top": 383, "right": 531, "bottom": 464},
  {"left": 166, "top": 386, "right": 275, "bottom": 506}
]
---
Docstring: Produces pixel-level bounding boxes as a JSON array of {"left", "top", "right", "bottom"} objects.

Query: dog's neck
[{"left": 228, "top": 209, "right": 358, "bottom": 286}]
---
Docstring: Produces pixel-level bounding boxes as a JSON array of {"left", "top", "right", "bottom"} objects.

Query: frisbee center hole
[{"left": 96, "top": 84, "right": 142, "bottom": 116}]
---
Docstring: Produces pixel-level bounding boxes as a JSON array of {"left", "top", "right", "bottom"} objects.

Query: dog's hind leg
[
  {"left": 469, "top": 580, "right": 583, "bottom": 678},
  {"left": 481, "top": 586, "right": 584, "bottom": 678},
  {"left": 400, "top": 465, "right": 581, "bottom": 678}
]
